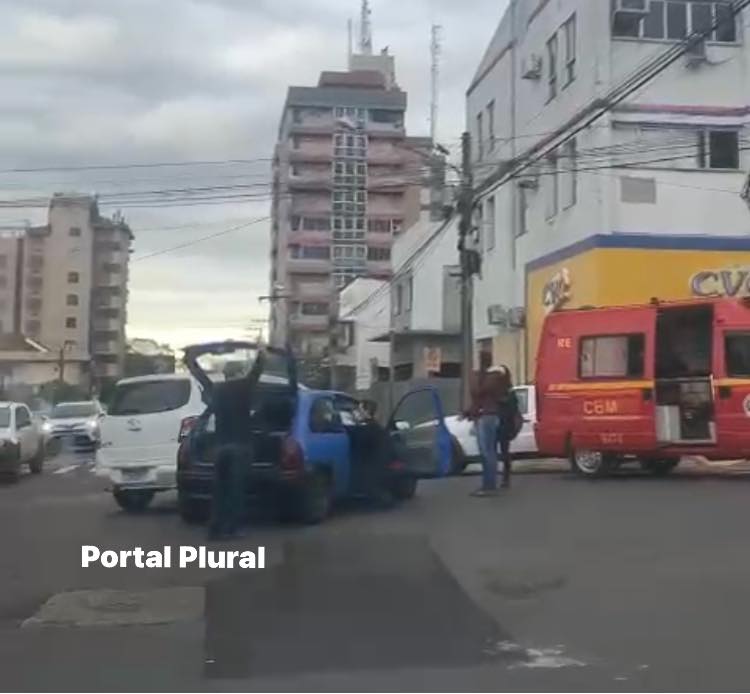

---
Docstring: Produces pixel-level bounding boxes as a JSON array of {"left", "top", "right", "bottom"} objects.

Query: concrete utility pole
[
  {"left": 458, "top": 131, "right": 474, "bottom": 411},
  {"left": 430, "top": 25, "right": 442, "bottom": 145}
]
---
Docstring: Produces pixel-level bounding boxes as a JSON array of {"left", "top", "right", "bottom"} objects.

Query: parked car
[
  {"left": 177, "top": 341, "right": 453, "bottom": 525},
  {"left": 96, "top": 374, "right": 209, "bottom": 512},
  {"left": 42, "top": 400, "right": 105, "bottom": 451},
  {"left": 443, "top": 385, "right": 538, "bottom": 473},
  {"left": 0, "top": 402, "right": 46, "bottom": 482}
]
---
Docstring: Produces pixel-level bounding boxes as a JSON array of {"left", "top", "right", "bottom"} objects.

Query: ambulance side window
[
  {"left": 725, "top": 333, "right": 750, "bottom": 377},
  {"left": 579, "top": 334, "right": 645, "bottom": 379}
]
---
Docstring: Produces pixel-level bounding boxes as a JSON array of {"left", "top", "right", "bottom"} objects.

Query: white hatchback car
[
  {"left": 97, "top": 374, "right": 207, "bottom": 512},
  {"left": 444, "top": 385, "right": 538, "bottom": 472},
  {"left": 0, "top": 402, "right": 46, "bottom": 481}
]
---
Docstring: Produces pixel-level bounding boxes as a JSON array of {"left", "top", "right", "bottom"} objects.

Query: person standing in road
[
  {"left": 466, "top": 366, "right": 507, "bottom": 496},
  {"left": 495, "top": 365, "right": 522, "bottom": 489}
]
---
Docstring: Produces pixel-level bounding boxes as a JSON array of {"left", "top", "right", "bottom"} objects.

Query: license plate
[{"left": 122, "top": 468, "right": 149, "bottom": 480}]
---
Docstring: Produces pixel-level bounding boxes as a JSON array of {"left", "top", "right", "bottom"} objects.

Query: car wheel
[
  {"left": 113, "top": 489, "right": 155, "bottom": 513},
  {"left": 29, "top": 445, "right": 44, "bottom": 474},
  {"left": 390, "top": 476, "right": 417, "bottom": 501},
  {"left": 570, "top": 448, "right": 615, "bottom": 477},
  {"left": 299, "top": 471, "right": 333, "bottom": 525},
  {"left": 450, "top": 437, "right": 468, "bottom": 475},
  {"left": 641, "top": 458, "right": 680, "bottom": 476},
  {"left": 178, "top": 491, "right": 210, "bottom": 524}
]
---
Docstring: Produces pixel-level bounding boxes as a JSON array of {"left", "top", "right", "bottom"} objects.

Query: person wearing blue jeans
[
  {"left": 476, "top": 413, "right": 500, "bottom": 493},
  {"left": 467, "top": 365, "right": 508, "bottom": 497}
]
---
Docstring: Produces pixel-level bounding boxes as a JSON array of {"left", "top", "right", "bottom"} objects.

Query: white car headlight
[
  {"left": 41, "top": 421, "right": 52, "bottom": 434},
  {"left": 86, "top": 419, "right": 100, "bottom": 431}
]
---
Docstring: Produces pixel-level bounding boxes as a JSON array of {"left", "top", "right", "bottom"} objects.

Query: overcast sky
[{"left": 0, "top": 0, "right": 506, "bottom": 348}]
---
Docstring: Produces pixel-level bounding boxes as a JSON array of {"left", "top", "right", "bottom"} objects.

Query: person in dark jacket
[
  {"left": 467, "top": 366, "right": 507, "bottom": 496},
  {"left": 206, "top": 349, "right": 267, "bottom": 539}
]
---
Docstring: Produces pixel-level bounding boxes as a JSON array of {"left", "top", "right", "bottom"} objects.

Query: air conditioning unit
[
  {"left": 612, "top": 0, "right": 650, "bottom": 32},
  {"left": 521, "top": 54, "right": 543, "bottom": 80},
  {"left": 685, "top": 38, "right": 708, "bottom": 67},
  {"left": 508, "top": 307, "right": 526, "bottom": 329},
  {"left": 613, "top": 0, "right": 650, "bottom": 17},
  {"left": 487, "top": 304, "right": 509, "bottom": 327}
]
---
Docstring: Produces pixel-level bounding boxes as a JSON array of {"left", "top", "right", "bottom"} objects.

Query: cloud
[{"left": 0, "top": 0, "right": 505, "bottom": 346}]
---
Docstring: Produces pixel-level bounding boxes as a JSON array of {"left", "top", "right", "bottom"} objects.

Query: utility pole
[{"left": 458, "top": 131, "right": 475, "bottom": 411}]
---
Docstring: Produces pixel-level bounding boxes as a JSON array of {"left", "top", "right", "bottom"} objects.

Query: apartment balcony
[
  {"left": 287, "top": 172, "right": 332, "bottom": 191},
  {"left": 286, "top": 258, "right": 332, "bottom": 274},
  {"left": 95, "top": 273, "right": 123, "bottom": 288},
  {"left": 93, "top": 318, "right": 121, "bottom": 332},
  {"left": 288, "top": 122, "right": 335, "bottom": 136},
  {"left": 289, "top": 313, "right": 329, "bottom": 331},
  {"left": 367, "top": 151, "right": 405, "bottom": 166},
  {"left": 92, "top": 340, "right": 121, "bottom": 355},
  {"left": 367, "top": 260, "right": 392, "bottom": 275},
  {"left": 289, "top": 149, "right": 333, "bottom": 165}
]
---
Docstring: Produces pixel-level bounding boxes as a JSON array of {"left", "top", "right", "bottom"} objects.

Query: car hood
[{"left": 48, "top": 417, "right": 95, "bottom": 427}]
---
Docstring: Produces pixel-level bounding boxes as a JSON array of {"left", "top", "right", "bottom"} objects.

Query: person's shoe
[{"left": 470, "top": 488, "right": 498, "bottom": 497}]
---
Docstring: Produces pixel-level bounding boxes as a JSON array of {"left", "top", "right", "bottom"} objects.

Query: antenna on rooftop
[
  {"left": 430, "top": 24, "right": 442, "bottom": 144},
  {"left": 360, "top": 0, "right": 373, "bottom": 55}
]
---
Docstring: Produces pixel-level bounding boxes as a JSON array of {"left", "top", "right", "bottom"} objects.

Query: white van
[{"left": 96, "top": 374, "right": 207, "bottom": 512}]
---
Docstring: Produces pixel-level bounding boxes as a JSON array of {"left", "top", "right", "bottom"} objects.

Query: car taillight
[
  {"left": 280, "top": 437, "right": 304, "bottom": 479},
  {"left": 178, "top": 416, "right": 199, "bottom": 442},
  {"left": 177, "top": 439, "right": 190, "bottom": 469}
]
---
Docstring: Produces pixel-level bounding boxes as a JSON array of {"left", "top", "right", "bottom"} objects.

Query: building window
[
  {"left": 368, "top": 219, "right": 390, "bottom": 234},
  {"left": 563, "top": 14, "right": 576, "bottom": 87},
  {"left": 0, "top": 255, "right": 7, "bottom": 269},
  {"left": 617, "top": 1, "right": 737, "bottom": 43},
  {"left": 406, "top": 276, "right": 413, "bottom": 311},
  {"left": 476, "top": 112, "right": 484, "bottom": 161},
  {"left": 546, "top": 33, "right": 558, "bottom": 102},
  {"left": 302, "top": 217, "right": 331, "bottom": 231},
  {"left": 391, "top": 219, "right": 403, "bottom": 234},
  {"left": 485, "top": 196, "right": 496, "bottom": 251},
  {"left": 25, "top": 320, "right": 40, "bottom": 336},
  {"left": 290, "top": 245, "right": 330, "bottom": 260},
  {"left": 69, "top": 227, "right": 81, "bottom": 237},
  {"left": 394, "top": 284, "right": 403, "bottom": 315},
  {"left": 28, "top": 255, "right": 43, "bottom": 272},
  {"left": 26, "top": 297, "right": 42, "bottom": 315},
  {"left": 487, "top": 100, "right": 496, "bottom": 150},
  {"left": 545, "top": 153, "right": 559, "bottom": 219},
  {"left": 292, "top": 107, "right": 302, "bottom": 124},
  {"left": 561, "top": 139, "right": 577, "bottom": 209},
  {"left": 66, "top": 317, "right": 77, "bottom": 329},
  {"left": 580, "top": 334, "right": 645, "bottom": 379},
  {"left": 301, "top": 302, "right": 329, "bottom": 316},
  {"left": 66, "top": 294, "right": 79, "bottom": 307},
  {"left": 367, "top": 247, "right": 391, "bottom": 261},
  {"left": 699, "top": 130, "right": 740, "bottom": 169},
  {"left": 68, "top": 272, "right": 79, "bottom": 284},
  {"left": 291, "top": 135, "right": 300, "bottom": 149}
]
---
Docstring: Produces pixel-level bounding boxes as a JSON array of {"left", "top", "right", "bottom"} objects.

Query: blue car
[{"left": 176, "top": 341, "right": 453, "bottom": 525}]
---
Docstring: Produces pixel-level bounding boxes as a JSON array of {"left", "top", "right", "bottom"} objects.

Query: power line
[{"left": 130, "top": 216, "right": 270, "bottom": 263}]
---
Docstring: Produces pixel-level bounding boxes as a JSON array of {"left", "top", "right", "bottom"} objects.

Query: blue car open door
[{"left": 388, "top": 387, "right": 452, "bottom": 479}]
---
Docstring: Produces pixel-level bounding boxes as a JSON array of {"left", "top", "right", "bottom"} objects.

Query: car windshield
[
  {"left": 51, "top": 403, "right": 97, "bottom": 419},
  {"left": 0, "top": 407, "right": 9, "bottom": 428},
  {"left": 109, "top": 380, "right": 191, "bottom": 416}
]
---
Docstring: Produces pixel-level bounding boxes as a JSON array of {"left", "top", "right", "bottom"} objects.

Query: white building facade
[{"left": 468, "top": 0, "right": 750, "bottom": 381}]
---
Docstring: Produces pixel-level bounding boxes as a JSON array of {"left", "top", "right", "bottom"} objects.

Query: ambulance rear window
[
  {"left": 725, "top": 333, "right": 750, "bottom": 377},
  {"left": 579, "top": 334, "right": 645, "bottom": 379}
]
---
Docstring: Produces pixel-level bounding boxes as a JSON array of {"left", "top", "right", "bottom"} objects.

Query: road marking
[{"left": 53, "top": 464, "right": 79, "bottom": 475}]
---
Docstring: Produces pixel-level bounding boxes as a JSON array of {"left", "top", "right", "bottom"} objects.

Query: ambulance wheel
[
  {"left": 571, "top": 449, "right": 615, "bottom": 477},
  {"left": 641, "top": 458, "right": 680, "bottom": 476}
]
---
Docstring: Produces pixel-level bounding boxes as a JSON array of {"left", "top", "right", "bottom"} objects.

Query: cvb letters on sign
[{"left": 81, "top": 545, "right": 266, "bottom": 569}]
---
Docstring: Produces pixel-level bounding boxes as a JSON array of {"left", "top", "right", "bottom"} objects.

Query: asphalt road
[{"left": 2, "top": 451, "right": 750, "bottom": 691}]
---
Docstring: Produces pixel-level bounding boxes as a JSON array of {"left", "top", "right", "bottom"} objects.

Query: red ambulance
[{"left": 535, "top": 297, "right": 750, "bottom": 476}]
